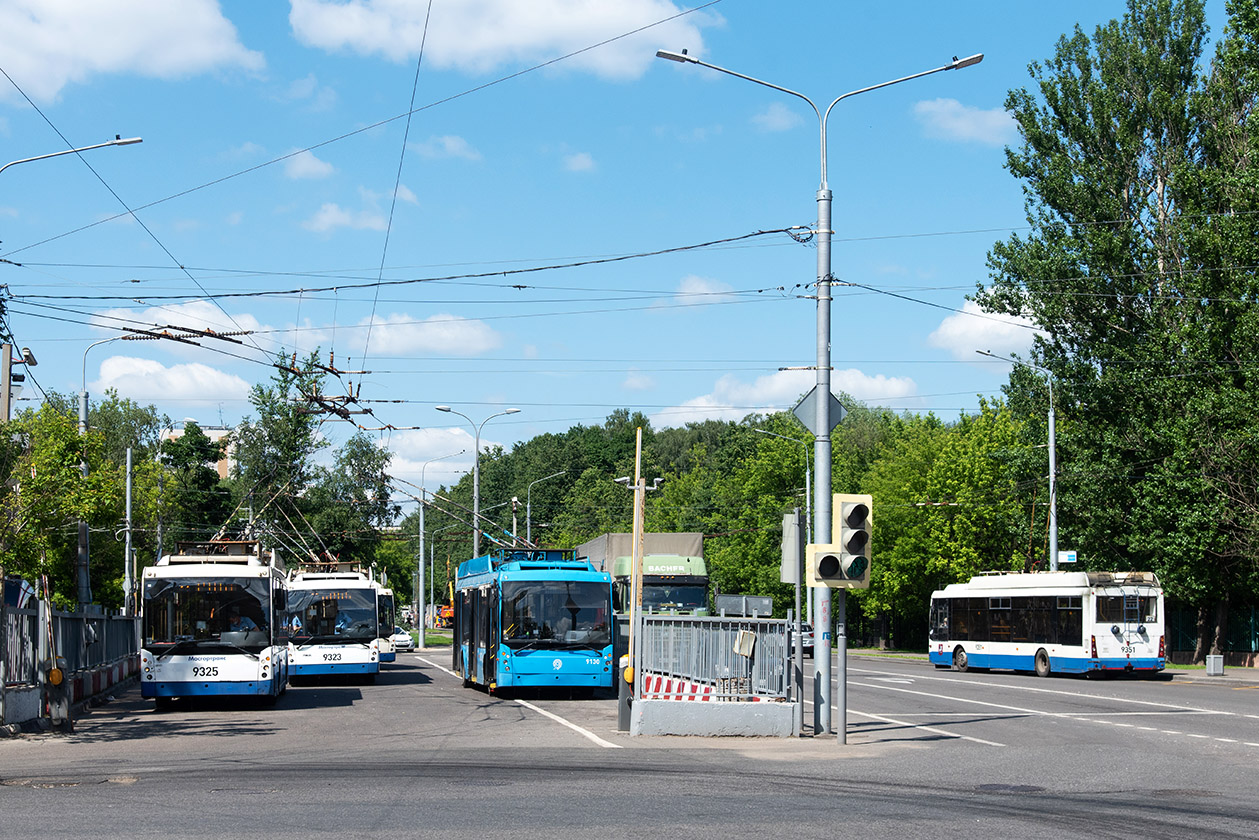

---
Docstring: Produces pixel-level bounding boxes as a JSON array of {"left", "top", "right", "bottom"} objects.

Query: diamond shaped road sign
[{"left": 792, "top": 386, "right": 847, "bottom": 436}]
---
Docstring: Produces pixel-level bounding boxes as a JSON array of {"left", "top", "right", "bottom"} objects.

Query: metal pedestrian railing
[{"left": 635, "top": 614, "right": 791, "bottom": 702}]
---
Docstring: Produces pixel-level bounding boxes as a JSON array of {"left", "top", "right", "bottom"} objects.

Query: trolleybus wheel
[
  {"left": 1034, "top": 649, "right": 1051, "bottom": 678},
  {"left": 953, "top": 647, "right": 969, "bottom": 673},
  {"left": 154, "top": 696, "right": 173, "bottom": 712}
]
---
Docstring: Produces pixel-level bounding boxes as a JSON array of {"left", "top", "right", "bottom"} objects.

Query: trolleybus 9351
[
  {"left": 285, "top": 569, "right": 384, "bottom": 683},
  {"left": 928, "top": 570, "right": 1165, "bottom": 677},
  {"left": 454, "top": 549, "right": 613, "bottom": 694},
  {"left": 141, "top": 540, "right": 289, "bottom": 708}
]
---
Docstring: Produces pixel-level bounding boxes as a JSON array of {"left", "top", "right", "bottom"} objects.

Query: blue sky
[{"left": 0, "top": 0, "right": 1229, "bottom": 495}]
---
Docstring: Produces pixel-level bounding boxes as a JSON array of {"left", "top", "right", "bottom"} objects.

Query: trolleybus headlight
[{"left": 1111, "top": 625, "right": 1120, "bottom": 635}]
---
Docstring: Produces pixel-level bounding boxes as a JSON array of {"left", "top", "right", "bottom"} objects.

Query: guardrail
[
  {"left": 635, "top": 614, "right": 791, "bottom": 702},
  {"left": 2, "top": 598, "right": 139, "bottom": 729}
]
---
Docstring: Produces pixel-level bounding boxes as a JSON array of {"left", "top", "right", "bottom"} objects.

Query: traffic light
[
  {"left": 834, "top": 492, "right": 872, "bottom": 589},
  {"left": 805, "top": 493, "right": 872, "bottom": 589}
]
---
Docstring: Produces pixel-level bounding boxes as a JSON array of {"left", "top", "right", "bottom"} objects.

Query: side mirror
[{"left": 273, "top": 590, "right": 287, "bottom": 611}]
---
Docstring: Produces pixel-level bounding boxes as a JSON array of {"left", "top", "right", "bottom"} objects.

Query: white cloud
[
  {"left": 913, "top": 98, "right": 1017, "bottom": 147},
  {"left": 289, "top": 0, "right": 719, "bottom": 80},
  {"left": 928, "top": 299, "right": 1041, "bottom": 360},
  {"left": 675, "top": 274, "right": 735, "bottom": 305},
  {"left": 622, "top": 369, "right": 654, "bottom": 391},
  {"left": 0, "top": 0, "right": 263, "bottom": 103},
  {"left": 91, "top": 355, "right": 251, "bottom": 402},
  {"left": 302, "top": 202, "right": 387, "bottom": 232},
  {"left": 564, "top": 152, "right": 595, "bottom": 172},
  {"left": 752, "top": 102, "right": 802, "bottom": 133},
  {"left": 92, "top": 299, "right": 265, "bottom": 337},
  {"left": 393, "top": 184, "right": 418, "bottom": 204},
  {"left": 226, "top": 210, "right": 244, "bottom": 225},
  {"left": 286, "top": 73, "right": 337, "bottom": 110},
  {"left": 413, "top": 135, "right": 482, "bottom": 161},
  {"left": 652, "top": 368, "right": 917, "bottom": 427},
  {"left": 350, "top": 313, "right": 502, "bottom": 356},
  {"left": 284, "top": 150, "right": 335, "bottom": 179}
]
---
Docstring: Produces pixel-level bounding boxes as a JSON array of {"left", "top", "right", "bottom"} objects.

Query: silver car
[{"left": 390, "top": 627, "right": 415, "bottom": 652}]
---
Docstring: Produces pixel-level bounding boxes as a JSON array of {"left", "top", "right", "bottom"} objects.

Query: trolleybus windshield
[
  {"left": 286, "top": 588, "right": 378, "bottom": 643},
  {"left": 501, "top": 580, "right": 610, "bottom": 648},
  {"left": 143, "top": 577, "right": 271, "bottom": 653}
]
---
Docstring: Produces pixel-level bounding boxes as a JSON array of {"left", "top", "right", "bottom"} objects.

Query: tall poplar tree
[{"left": 977, "top": 0, "right": 1259, "bottom": 658}]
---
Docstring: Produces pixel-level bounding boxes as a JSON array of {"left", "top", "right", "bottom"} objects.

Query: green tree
[{"left": 977, "top": 0, "right": 1259, "bottom": 658}]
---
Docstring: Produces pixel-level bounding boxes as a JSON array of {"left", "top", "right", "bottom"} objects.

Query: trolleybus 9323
[
  {"left": 378, "top": 586, "right": 397, "bottom": 663},
  {"left": 285, "top": 568, "right": 385, "bottom": 683},
  {"left": 454, "top": 549, "right": 613, "bottom": 694},
  {"left": 928, "top": 571, "right": 1165, "bottom": 677},
  {"left": 141, "top": 540, "right": 289, "bottom": 708}
]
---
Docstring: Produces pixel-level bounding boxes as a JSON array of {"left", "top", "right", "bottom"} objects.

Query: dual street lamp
[
  {"left": 435, "top": 406, "right": 521, "bottom": 556},
  {"left": 656, "top": 47, "right": 983, "bottom": 742}
]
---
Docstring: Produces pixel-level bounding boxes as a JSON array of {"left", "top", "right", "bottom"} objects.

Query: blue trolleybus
[
  {"left": 141, "top": 540, "right": 289, "bottom": 708},
  {"left": 285, "top": 569, "right": 385, "bottom": 683},
  {"left": 928, "top": 570, "right": 1165, "bottom": 677},
  {"left": 453, "top": 549, "right": 614, "bottom": 693}
]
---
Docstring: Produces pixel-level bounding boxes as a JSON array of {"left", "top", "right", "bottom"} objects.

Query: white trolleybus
[
  {"left": 141, "top": 540, "right": 289, "bottom": 708},
  {"left": 285, "top": 566, "right": 388, "bottom": 683},
  {"left": 378, "top": 586, "right": 397, "bottom": 663},
  {"left": 928, "top": 571, "right": 1165, "bottom": 677}
]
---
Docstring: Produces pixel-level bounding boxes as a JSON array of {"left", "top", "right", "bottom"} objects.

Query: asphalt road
[{"left": 2, "top": 652, "right": 1257, "bottom": 839}]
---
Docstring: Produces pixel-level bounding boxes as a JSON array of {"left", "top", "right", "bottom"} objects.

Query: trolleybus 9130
[
  {"left": 285, "top": 569, "right": 383, "bottom": 683},
  {"left": 928, "top": 570, "right": 1165, "bottom": 677},
  {"left": 454, "top": 549, "right": 613, "bottom": 693},
  {"left": 141, "top": 540, "right": 289, "bottom": 707}
]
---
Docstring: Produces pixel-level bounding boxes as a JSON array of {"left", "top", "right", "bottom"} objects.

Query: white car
[{"left": 390, "top": 627, "right": 415, "bottom": 652}]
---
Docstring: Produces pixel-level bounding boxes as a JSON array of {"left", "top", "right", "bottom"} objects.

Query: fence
[
  {"left": 1166, "top": 603, "right": 1259, "bottom": 665},
  {"left": 634, "top": 614, "right": 792, "bottom": 702},
  {"left": 2, "top": 596, "right": 140, "bottom": 728}
]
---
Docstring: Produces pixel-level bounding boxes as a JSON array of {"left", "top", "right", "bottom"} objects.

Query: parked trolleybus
[
  {"left": 378, "top": 586, "right": 397, "bottom": 663},
  {"left": 454, "top": 549, "right": 614, "bottom": 693},
  {"left": 141, "top": 540, "right": 289, "bottom": 707},
  {"left": 285, "top": 568, "right": 384, "bottom": 683},
  {"left": 928, "top": 571, "right": 1165, "bottom": 677}
]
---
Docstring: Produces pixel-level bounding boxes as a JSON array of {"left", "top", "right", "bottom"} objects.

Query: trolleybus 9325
[
  {"left": 285, "top": 568, "right": 385, "bottom": 683},
  {"left": 454, "top": 549, "right": 613, "bottom": 694},
  {"left": 141, "top": 540, "right": 289, "bottom": 708},
  {"left": 928, "top": 571, "right": 1165, "bottom": 677}
]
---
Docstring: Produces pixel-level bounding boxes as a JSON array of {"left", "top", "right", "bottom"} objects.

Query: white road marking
[
  {"left": 849, "top": 708, "right": 1005, "bottom": 747},
  {"left": 415, "top": 655, "right": 621, "bottom": 749}
]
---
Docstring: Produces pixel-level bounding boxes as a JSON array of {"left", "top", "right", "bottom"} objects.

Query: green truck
[{"left": 576, "top": 533, "right": 709, "bottom": 616}]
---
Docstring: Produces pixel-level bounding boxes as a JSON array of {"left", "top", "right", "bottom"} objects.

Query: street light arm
[
  {"left": 1, "top": 136, "right": 143, "bottom": 178},
  {"left": 657, "top": 49, "right": 821, "bottom": 119}
]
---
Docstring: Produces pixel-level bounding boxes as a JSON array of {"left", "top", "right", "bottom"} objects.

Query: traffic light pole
[{"left": 655, "top": 47, "right": 983, "bottom": 745}]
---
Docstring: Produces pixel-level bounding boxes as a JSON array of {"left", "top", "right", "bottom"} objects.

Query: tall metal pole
[
  {"left": 656, "top": 49, "right": 984, "bottom": 743},
  {"left": 78, "top": 336, "right": 124, "bottom": 612},
  {"left": 124, "top": 447, "right": 134, "bottom": 615},
  {"left": 527, "top": 470, "right": 565, "bottom": 545},
  {"left": 417, "top": 450, "right": 463, "bottom": 646}
]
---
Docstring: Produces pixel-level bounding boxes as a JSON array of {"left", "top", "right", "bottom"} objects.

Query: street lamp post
[
  {"left": 978, "top": 350, "right": 1057, "bottom": 570},
  {"left": 416, "top": 449, "right": 464, "bottom": 648},
  {"left": 526, "top": 470, "right": 565, "bottom": 545},
  {"left": 754, "top": 427, "right": 813, "bottom": 613},
  {"left": 435, "top": 406, "right": 521, "bottom": 556},
  {"left": 657, "top": 48, "right": 982, "bottom": 742},
  {"left": 76, "top": 336, "right": 126, "bottom": 612}
]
